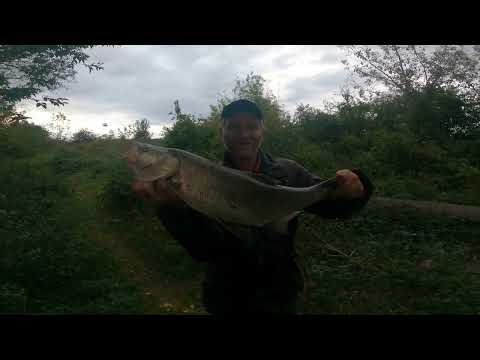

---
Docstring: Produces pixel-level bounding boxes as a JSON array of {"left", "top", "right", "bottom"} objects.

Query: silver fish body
[{"left": 127, "top": 142, "right": 336, "bottom": 228}]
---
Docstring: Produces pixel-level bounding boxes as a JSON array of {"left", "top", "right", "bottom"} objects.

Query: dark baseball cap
[{"left": 221, "top": 99, "right": 263, "bottom": 123}]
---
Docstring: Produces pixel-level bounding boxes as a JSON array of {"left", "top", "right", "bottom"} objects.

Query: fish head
[{"left": 126, "top": 141, "right": 180, "bottom": 182}]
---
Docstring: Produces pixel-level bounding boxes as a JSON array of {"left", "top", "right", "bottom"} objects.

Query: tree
[
  {"left": 341, "top": 45, "right": 480, "bottom": 101},
  {"left": 232, "top": 73, "right": 291, "bottom": 128},
  {"left": 294, "top": 104, "right": 344, "bottom": 144},
  {"left": 47, "top": 112, "right": 71, "bottom": 141},
  {"left": 132, "top": 118, "right": 152, "bottom": 140},
  {"left": 341, "top": 45, "right": 480, "bottom": 139},
  {"left": 71, "top": 128, "right": 97, "bottom": 143},
  {"left": 116, "top": 118, "right": 153, "bottom": 140},
  {"left": 162, "top": 100, "right": 220, "bottom": 158},
  {"left": 0, "top": 104, "right": 30, "bottom": 127},
  {"left": 0, "top": 45, "right": 104, "bottom": 115}
]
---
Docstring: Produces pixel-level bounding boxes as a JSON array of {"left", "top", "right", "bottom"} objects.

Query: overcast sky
[{"left": 19, "top": 45, "right": 351, "bottom": 137}]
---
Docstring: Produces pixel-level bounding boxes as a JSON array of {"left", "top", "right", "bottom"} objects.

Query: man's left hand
[{"left": 329, "top": 169, "right": 365, "bottom": 200}]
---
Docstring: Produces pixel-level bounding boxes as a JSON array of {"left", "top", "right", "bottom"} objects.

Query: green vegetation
[
  {"left": 1, "top": 45, "right": 105, "bottom": 127},
  {"left": 297, "top": 211, "right": 480, "bottom": 314},
  {"left": 1, "top": 45, "right": 479, "bottom": 314}
]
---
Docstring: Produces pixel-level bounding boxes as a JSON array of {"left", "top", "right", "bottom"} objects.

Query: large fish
[{"left": 126, "top": 142, "right": 337, "bottom": 232}]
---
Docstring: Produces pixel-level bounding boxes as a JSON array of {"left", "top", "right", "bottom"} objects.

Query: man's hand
[
  {"left": 329, "top": 169, "right": 365, "bottom": 200},
  {"left": 131, "top": 179, "right": 183, "bottom": 208}
]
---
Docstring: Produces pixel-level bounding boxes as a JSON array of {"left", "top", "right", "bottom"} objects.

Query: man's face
[{"left": 220, "top": 112, "right": 264, "bottom": 160}]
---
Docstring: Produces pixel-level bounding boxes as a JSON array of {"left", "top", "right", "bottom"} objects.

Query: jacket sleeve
[
  {"left": 284, "top": 160, "right": 374, "bottom": 219},
  {"left": 156, "top": 204, "right": 253, "bottom": 265}
]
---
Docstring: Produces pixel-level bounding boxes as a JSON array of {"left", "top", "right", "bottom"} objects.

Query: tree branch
[
  {"left": 392, "top": 45, "right": 409, "bottom": 91},
  {"left": 354, "top": 49, "right": 403, "bottom": 91},
  {"left": 411, "top": 46, "right": 430, "bottom": 88}
]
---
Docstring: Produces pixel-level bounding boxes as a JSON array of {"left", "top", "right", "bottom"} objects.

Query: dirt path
[
  {"left": 368, "top": 197, "right": 480, "bottom": 221},
  {"left": 72, "top": 170, "right": 207, "bottom": 314},
  {"left": 113, "top": 238, "right": 206, "bottom": 314},
  {"left": 91, "top": 223, "right": 207, "bottom": 314}
]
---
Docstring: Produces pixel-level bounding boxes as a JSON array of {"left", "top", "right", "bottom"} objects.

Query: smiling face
[{"left": 220, "top": 112, "right": 264, "bottom": 161}]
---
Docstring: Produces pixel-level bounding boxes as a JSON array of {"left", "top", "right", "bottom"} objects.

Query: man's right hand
[{"left": 131, "top": 179, "right": 183, "bottom": 208}]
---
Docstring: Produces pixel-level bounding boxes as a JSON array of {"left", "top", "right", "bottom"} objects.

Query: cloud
[
  {"left": 284, "top": 69, "right": 348, "bottom": 108},
  {"left": 19, "top": 45, "right": 348, "bottom": 134}
]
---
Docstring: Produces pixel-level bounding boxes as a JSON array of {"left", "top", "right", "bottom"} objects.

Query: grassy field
[
  {"left": 1, "top": 126, "right": 479, "bottom": 314},
  {"left": 297, "top": 210, "right": 480, "bottom": 314}
]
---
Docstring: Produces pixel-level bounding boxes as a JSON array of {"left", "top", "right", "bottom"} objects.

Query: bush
[
  {"left": 71, "top": 128, "right": 97, "bottom": 143},
  {"left": 371, "top": 130, "right": 446, "bottom": 176},
  {"left": 97, "top": 161, "right": 144, "bottom": 216},
  {"left": 0, "top": 123, "right": 52, "bottom": 158},
  {"left": 0, "top": 126, "right": 144, "bottom": 313},
  {"left": 49, "top": 149, "right": 102, "bottom": 175},
  {"left": 162, "top": 116, "right": 221, "bottom": 159},
  {"left": 0, "top": 283, "right": 27, "bottom": 313}
]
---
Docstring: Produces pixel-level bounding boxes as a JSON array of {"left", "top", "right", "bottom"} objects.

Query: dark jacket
[{"left": 156, "top": 150, "right": 374, "bottom": 314}]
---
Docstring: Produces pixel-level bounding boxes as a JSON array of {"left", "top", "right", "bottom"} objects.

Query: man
[{"left": 132, "top": 99, "right": 373, "bottom": 314}]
